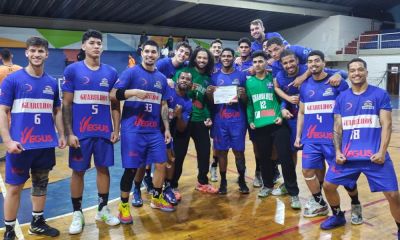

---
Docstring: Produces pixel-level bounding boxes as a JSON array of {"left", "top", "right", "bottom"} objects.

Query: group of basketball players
[{"left": 1, "top": 18, "right": 400, "bottom": 240}]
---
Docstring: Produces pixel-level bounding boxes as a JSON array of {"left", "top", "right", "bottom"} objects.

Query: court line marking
[{"left": 0, "top": 172, "right": 25, "bottom": 239}]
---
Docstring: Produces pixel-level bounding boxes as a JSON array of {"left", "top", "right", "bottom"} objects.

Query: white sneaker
[
  {"left": 95, "top": 206, "right": 120, "bottom": 226},
  {"left": 305, "top": 195, "right": 316, "bottom": 209},
  {"left": 69, "top": 211, "right": 85, "bottom": 235},
  {"left": 209, "top": 165, "right": 219, "bottom": 182},
  {"left": 272, "top": 183, "right": 288, "bottom": 196},
  {"left": 303, "top": 201, "right": 329, "bottom": 218}
]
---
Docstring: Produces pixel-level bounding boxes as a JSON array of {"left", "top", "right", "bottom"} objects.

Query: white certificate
[{"left": 213, "top": 85, "right": 238, "bottom": 104}]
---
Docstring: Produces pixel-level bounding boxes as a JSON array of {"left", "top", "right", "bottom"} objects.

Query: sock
[
  {"left": 134, "top": 181, "right": 142, "bottom": 190},
  {"left": 145, "top": 168, "right": 151, "bottom": 178},
  {"left": 72, "top": 197, "right": 82, "bottom": 212},
  {"left": 319, "top": 181, "right": 324, "bottom": 192},
  {"left": 4, "top": 219, "right": 16, "bottom": 233},
  {"left": 349, "top": 193, "right": 360, "bottom": 205},
  {"left": 396, "top": 221, "right": 400, "bottom": 233},
  {"left": 98, "top": 193, "right": 109, "bottom": 211},
  {"left": 164, "top": 178, "right": 172, "bottom": 188},
  {"left": 255, "top": 158, "right": 261, "bottom": 171},
  {"left": 330, "top": 205, "right": 344, "bottom": 216},
  {"left": 121, "top": 197, "right": 129, "bottom": 204},
  {"left": 238, "top": 169, "right": 245, "bottom": 182},
  {"left": 312, "top": 192, "right": 326, "bottom": 206},
  {"left": 220, "top": 171, "right": 226, "bottom": 180},
  {"left": 31, "top": 211, "right": 44, "bottom": 226},
  {"left": 211, "top": 156, "right": 218, "bottom": 167},
  {"left": 153, "top": 188, "right": 162, "bottom": 199}
]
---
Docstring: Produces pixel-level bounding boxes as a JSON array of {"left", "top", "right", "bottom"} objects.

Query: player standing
[
  {"left": 62, "top": 30, "right": 121, "bottom": 234},
  {"left": 0, "top": 37, "right": 66, "bottom": 240}
]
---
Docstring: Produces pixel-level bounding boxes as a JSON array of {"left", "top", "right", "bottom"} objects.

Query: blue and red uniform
[
  {"left": 210, "top": 69, "right": 247, "bottom": 151},
  {"left": 63, "top": 61, "right": 118, "bottom": 171},
  {"left": 272, "top": 45, "right": 312, "bottom": 78},
  {"left": 155, "top": 57, "right": 186, "bottom": 79},
  {"left": 251, "top": 32, "right": 289, "bottom": 52},
  {"left": 0, "top": 69, "right": 60, "bottom": 184},
  {"left": 299, "top": 74, "right": 348, "bottom": 169},
  {"left": 325, "top": 85, "right": 398, "bottom": 191},
  {"left": 114, "top": 65, "right": 169, "bottom": 168}
]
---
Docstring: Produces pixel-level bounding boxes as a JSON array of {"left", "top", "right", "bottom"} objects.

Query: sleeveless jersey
[
  {"left": 300, "top": 74, "right": 349, "bottom": 144},
  {"left": 63, "top": 61, "right": 118, "bottom": 140},
  {"left": 114, "top": 65, "right": 169, "bottom": 133},
  {"left": 333, "top": 85, "right": 391, "bottom": 161},
  {"left": 0, "top": 69, "right": 60, "bottom": 150}
]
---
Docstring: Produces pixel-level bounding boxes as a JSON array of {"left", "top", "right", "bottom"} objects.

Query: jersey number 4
[{"left": 316, "top": 114, "right": 322, "bottom": 123}]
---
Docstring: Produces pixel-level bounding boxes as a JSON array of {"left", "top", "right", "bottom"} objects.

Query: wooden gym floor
[{"left": 1, "top": 109, "right": 400, "bottom": 240}]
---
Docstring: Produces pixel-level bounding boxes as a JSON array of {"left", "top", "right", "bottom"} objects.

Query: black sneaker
[
  {"left": 28, "top": 221, "right": 60, "bottom": 237},
  {"left": 3, "top": 230, "right": 16, "bottom": 240},
  {"left": 219, "top": 179, "right": 227, "bottom": 194},
  {"left": 238, "top": 181, "right": 250, "bottom": 194},
  {"left": 143, "top": 176, "right": 154, "bottom": 194}
]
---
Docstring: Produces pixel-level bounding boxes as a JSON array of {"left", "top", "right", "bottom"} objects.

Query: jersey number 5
[{"left": 92, "top": 105, "right": 98, "bottom": 114}]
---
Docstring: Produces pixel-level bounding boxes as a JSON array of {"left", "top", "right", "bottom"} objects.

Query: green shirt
[
  {"left": 246, "top": 73, "right": 282, "bottom": 128},
  {"left": 173, "top": 67, "right": 210, "bottom": 122},
  {"left": 167, "top": 38, "right": 174, "bottom": 48}
]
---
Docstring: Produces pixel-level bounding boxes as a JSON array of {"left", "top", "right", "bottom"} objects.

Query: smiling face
[
  {"left": 177, "top": 72, "right": 193, "bottom": 91},
  {"left": 307, "top": 55, "right": 325, "bottom": 75},
  {"left": 281, "top": 54, "right": 299, "bottom": 76},
  {"left": 25, "top": 45, "right": 48, "bottom": 67},
  {"left": 221, "top": 50, "right": 234, "bottom": 68},
  {"left": 210, "top": 42, "right": 222, "bottom": 58},
  {"left": 141, "top": 45, "right": 159, "bottom": 66},
  {"left": 174, "top": 46, "right": 191, "bottom": 64},
  {"left": 250, "top": 23, "right": 264, "bottom": 41},
  {"left": 348, "top": 61, "right": 368, "bottom": 86},
  {"left": 194, "top": 50, "right": 208, "bottom": 70},
  {"left": 82, "top": 37, "right": 103, "bottom": 59}
]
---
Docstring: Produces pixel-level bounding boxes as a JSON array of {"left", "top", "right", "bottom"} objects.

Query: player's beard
[
  {"left": 178, "top": 82, "right": 190, "bottom": 91},
  {"left": 195, "top": 62, "right": 206, "bottom": 70}
]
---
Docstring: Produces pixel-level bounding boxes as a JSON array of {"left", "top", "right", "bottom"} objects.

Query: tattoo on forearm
[
  {"left": 333, "top": 114, "right": 342, "bottom": 151},
  {"left": 62, "top": 104, "right": 73, "bottom": 136},
  {"left": 161, "top": 103, "right": 169, "bottom": 129}
]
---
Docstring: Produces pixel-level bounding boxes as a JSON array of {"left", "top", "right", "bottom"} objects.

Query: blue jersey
[
  {"left": 155, "top": 58, "right": 185, "bottom": 79},
  {"left": 333, "top": 85, "right": 391, "bottom": 161},
  {"left": 114, "top": 65, "right": 169, "bottom": 133},
  {"left": 236, "top": 58, "right": 253, "bottom": 78},
  {"left": 210, "top": 69, "right": 246, "bottom": 123},
  {"left": 272, "top": 45, "right": 313, "bottom": 77},
  {"left": 62, "top": 61, "right": 118, "bottom": 140},
  {"left": 0, "top": 69, "right": 60, "bottom": 150},
  {"left": 163, "top": 84, "right": 192, "bottom": 133},
  {"left": 214, "top": 61, "right": 236, "bottom": 73},
  {"left": 251, "top": 32, "right": 289, "bottom": 51},
  {"left": 300, "top": 74, "right": 349, "bottom": 145}
]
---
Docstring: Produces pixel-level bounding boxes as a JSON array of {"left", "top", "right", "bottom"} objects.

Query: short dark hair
[
  {"left": 82, "top": 29, "right": 102, "bottom": 43},
  {"left": 238, "top": 37, "right": 251, "bottom": 47},
  {"left": 266, "top": 36, "right": 283, "bottom": 48},
  {"left": 142, "top": 40, "right": 160, "bottom": 53},
  {"left": 210, "top": 39, "right": 222, "bottom": 47},
  {"left": 129, "top": 53, "right": 132, "bottom": 57},
  {"left": 221, "top": 48, "right": 235, "bottom": 57},
  {"left": 347, "top": 58, "right": 367, "bottom": 70},
  {"left": 26, "top": 37, "right": 49, "bottom": 51},
  {"left": 178, "top": 71, "right": 193, "bottom": 81},
  {"left": 251, "top": 50, "right": 268, "bottom": 60},
  {"left": 307, "top": 50, "right": 325, "bottom": 62},
  {"left": 0, "top": 48, "right": 11, "bottom": 61},
  {"left": 280, "top": 49, "right": 297, "bottom": 60},
  {"left": 188, "top": 48, "right": 215, "bottom": 76},
  {"left": 175, "top": 41, "right": 193, "bottom": 56}
]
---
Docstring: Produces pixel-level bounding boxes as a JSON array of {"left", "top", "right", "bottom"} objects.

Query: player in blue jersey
[
  {"left": 210, "top": 39, "right": 223, "bottom": 73},
  {"left": 62, "top": 30, "right": 121, "bottom": 234},
  {"left": 321, "top": 58, "right": 400, "bottom": 231},
  {"left": 110, "top": 40, "right": 173, "bottom": 224},
  {"left": 250, "top": 19, "right": 289, "bottom": 52},
  {"left": 156, "top": 41, "right": 192, "bottom": 79},
  {"left": 0, "top": 37, "right": 66, "bottom": 240},
  {"left": 294, "top": 51, "right": 362, "bottom": 221},
  {"left": 206, "top": 48, "right": 249, "bottom": 194}
]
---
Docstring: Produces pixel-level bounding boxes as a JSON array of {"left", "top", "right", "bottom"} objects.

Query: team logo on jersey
[
  {"left": 218, "top": 79, "right": 225, "bottom": 85},
  {"left": 140, "top": 78, "right": 147, "bottom": 85},
  {"left": 266, "top": 82, "right": 274, "bottom": 90},
  {"left": 283, "top": 86, "right": 289, "bottom": 92},
  {"left": 43, "top": 86, "right": 54, "bottom": 95},
  {"left": 20, "top": 126, "right": 53, "bottom": 144},
  {"left": 100, "top": 78, "right": 109, "bottom": 87},
  {"left": 79, "top": 116, "right": 110, "bottom": 132},
  {"left": 169, "top": 96, "right": 174, "bottom": 102},
  {"left": 303, "top": 49, "right": 309, "bottom": 55},
  {"left": 362, "top": 100, "right": 374, "bottom": 109},
  {"left": 346, "top": 103, "right": 352, "bottom": 111},
  {"left": 0, "top": 89, "right": 4, "bottom": 95},
  {"left": 307, "top": 90, "right": 315, "bottom": 98},
  {"left": 233, "top": 79, "right": 240, "bottom": 85},
  {"left": 21, "top": 84, "right": 33, "bottom": 93},
  {"left": 79, "top": 76, "right": 90, "bottom": 85},
  {"left": 154, "top": 81, "right": 162, "bottom": 89},
  {"left": 322, "top": 88, "right": 334, "bottom": 96}
]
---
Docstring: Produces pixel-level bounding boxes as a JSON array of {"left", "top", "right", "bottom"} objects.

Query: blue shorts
[
  {"left": 121, "top": 131, "right": 167, "bottom": 168},
  {"left": 325, "top": 159, "right": 398, "bottom": 192},
  {"left": 69, "top": 137, "right": 114, "bottom": 171},
  {"left": 5, "top": 148, "right": 55, "bottom": 185},
  {"left": 287, "top": 118, "right": 302, "bottom": 151},
  {"left": 246, "top": 123, "right": 256, "bottom": 142},
  {"left": 302, "top": 144, "right": 335, "bottom": 170},
  {"left": 214, "top": 121, "right": 246, "bottom": 151}
]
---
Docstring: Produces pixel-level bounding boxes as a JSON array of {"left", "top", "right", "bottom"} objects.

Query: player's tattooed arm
[
  {"left": 333, "top": 113, "right": 343, "bottom": 153},
  {"left": 161, "top": 101, "right": 170, "bottom": 130},
  {"left": 62, "top": 93, "right": 73, "bottom": 137}
]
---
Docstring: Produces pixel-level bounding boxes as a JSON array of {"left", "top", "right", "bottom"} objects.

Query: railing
[{"left": 358, "top": 31, "right": 400, "bottom": 51}]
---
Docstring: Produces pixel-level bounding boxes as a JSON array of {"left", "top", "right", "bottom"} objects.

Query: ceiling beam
[
  {"left": 173, "top": 0, "right": 345, "bottom": 17},
  {"left": 146, "top": 3, "right": 197, "bottom": 24},
  {"left": 255, "top": 0, "right": 352, "bottom": 12}
]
